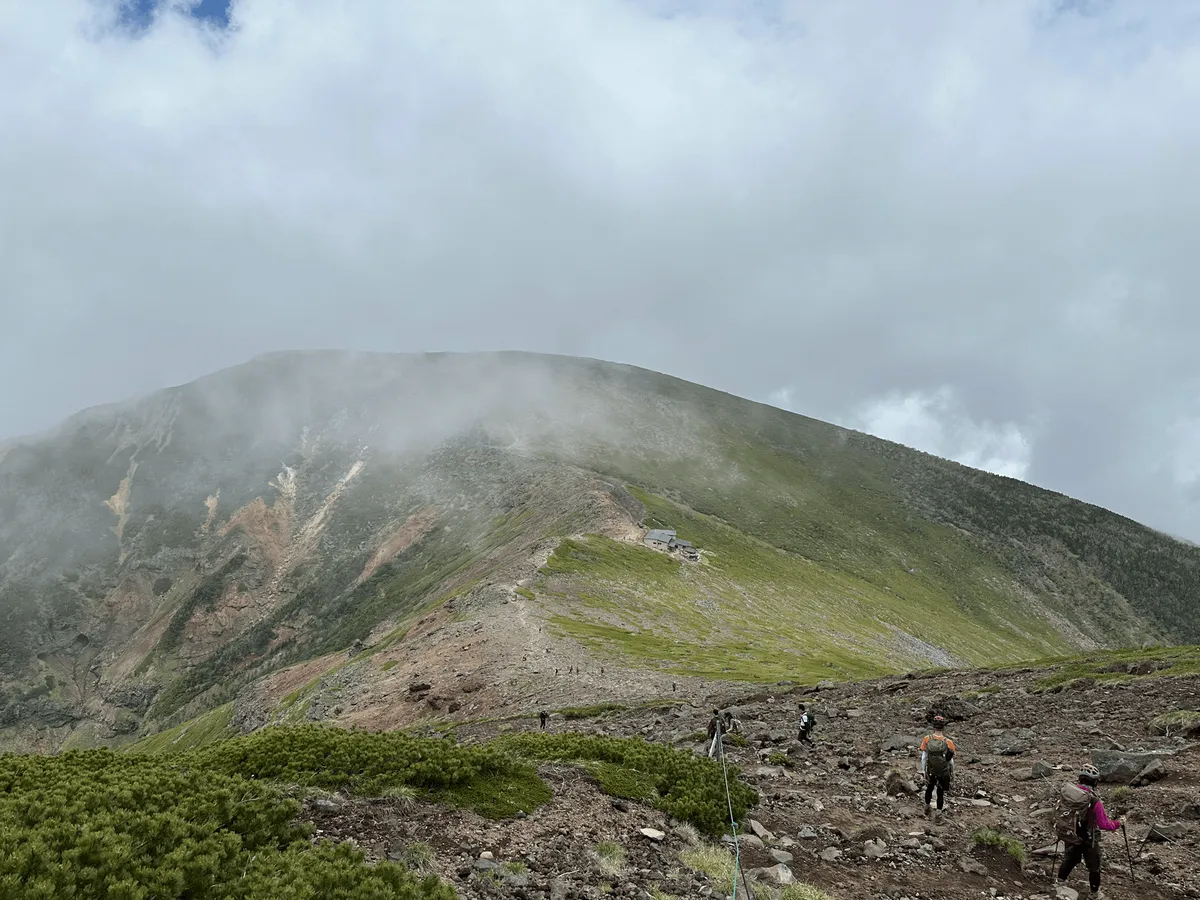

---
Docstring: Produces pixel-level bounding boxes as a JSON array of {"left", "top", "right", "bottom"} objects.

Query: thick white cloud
[
  {"left": 2, "top": 0, "right": 1199, "bottom": 538},
  {"left": 851, "top": 388, "right": 1033, "bottom": 480}
]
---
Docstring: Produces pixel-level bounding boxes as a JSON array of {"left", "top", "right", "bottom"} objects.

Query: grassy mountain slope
[{"left": 0, "top": 350, "right": 1196, "bottom": 751}]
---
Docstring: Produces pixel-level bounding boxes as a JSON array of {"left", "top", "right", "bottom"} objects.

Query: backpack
[
  {"left": 1052, "top": 783, "right": 1096, "bottom": 847},
  {"left": 925, "top": 735, "right": 951, "bottom": 777}
]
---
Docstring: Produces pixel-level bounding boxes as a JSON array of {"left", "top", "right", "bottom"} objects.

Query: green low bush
[
  {"left": 0, "top": 749, "right": 453, "bottom": 899},
  {"left": 495, "top": 732, "right": 758, "bottom": 835}
]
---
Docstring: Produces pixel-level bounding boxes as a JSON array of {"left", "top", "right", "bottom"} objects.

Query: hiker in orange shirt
[{"left": 920, "top": 715, "right": 957, "bottom": 821}]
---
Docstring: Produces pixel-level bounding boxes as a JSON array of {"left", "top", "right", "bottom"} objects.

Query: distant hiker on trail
[
  {"left": 723, "top": 710, "right": 742, "bottom": 735},
  {"left": 707, "top": 708, "right": 726, "bottom": 758},
  {"left": 539, "top": 710, "right": 549, "bottom": 731},
  {"left": 1054, "top": 763, "right": 1123, "bottom": 899},
  {"left": 797, "top": 703, "right": 815, "bottom": 745},
  {"left": 920, "top": 715, "right": 956, "bottom": 821}
]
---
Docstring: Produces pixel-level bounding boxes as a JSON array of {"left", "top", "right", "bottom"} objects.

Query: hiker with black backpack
[
  {"left": 797, "top": 703, "right": 815, "bottom": 745},
  {"left": 920, "top": 715, "right": 956, "bottom": 821},
  {"left": 1052, "top": 763, "right": 1123, "bottom": 899}
]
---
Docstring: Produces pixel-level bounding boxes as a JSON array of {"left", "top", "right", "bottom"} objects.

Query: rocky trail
[{"left": 306, "top": 663, "right": 1200, "bottom": 900}]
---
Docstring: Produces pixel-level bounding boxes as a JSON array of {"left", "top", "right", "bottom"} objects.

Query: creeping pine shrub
[
  {"left": 193, "top": 724, "right": 552, "bottom": 819},
  {"left": 194, "top": 724, "right": 523, "bottom": 795},
  {"left": 495, "top": 733, "right": 758, "bottom": 836},
  {"left": 0, "top": 749, "right": 454, "bottom": 899}
]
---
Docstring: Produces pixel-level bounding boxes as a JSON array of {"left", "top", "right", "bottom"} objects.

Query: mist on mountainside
[{"left": 1, "top": 349, "right": 1198, "bottom": 753}]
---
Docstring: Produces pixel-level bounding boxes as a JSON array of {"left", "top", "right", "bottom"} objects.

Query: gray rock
[
  {"left": 864, "top": 839, "right": 887, "bottom": 859},
  {"left": 736, "top": 834, "right": 765, "bottom": 850},
  {"left": 770, "top": 849, "right": 794, "bottom": 864},
  {"left": 992, "top": 728, "right": 1036, "bottom": 756},
  {"left": 1145, "top": 822, "right": 1190, "bottom": 842},
  {"left": 1181, "top": 799, "right": 1200, "bottom": 821},
  {"left": 750, "top": 863, "right": 794, "bottom": 885},
  {"left": 882, "top": 734, "right": 919, "bottom": 752},
  {"left": 959, "top": 857, "right": 988, "bottom": 876},
  {"left": 885, "top": 769, "right": 919, "bottom": 797},
  {"left": 1032, "top": 760, "right": 1056, "bottom": 779},
  {"left": 797, "top": 827, "right": 819, "bottom": 840},
  {"left": 928, "top": 696, "right": 978, "bottom": 722},
  {"left": 309, "top": 797, "right": 343, "bottom": 814},
  {"left": 819, "top": 847, "right": 842, "bottom": 862},
  {"left": 748, "top": 819, "right": 774, "bottom": 841},
  {"left": 755, "top": 766, "right": 787, "bottom": 778},
  {"left": 1132, "top": 759, "right": 1168, "bottom": 786},
  {"left": 1091, "top": 749, "right": 1174, "bottom": 783}
]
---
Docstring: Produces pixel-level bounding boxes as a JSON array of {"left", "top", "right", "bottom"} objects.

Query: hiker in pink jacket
[{"left": 1057, "top": 764, "right": 1123, "bottom": 899}]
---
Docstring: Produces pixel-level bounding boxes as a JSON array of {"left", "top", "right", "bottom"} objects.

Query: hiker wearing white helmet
[{"left": 1054, "top": 763, "right": 1123, "bottom": 899}]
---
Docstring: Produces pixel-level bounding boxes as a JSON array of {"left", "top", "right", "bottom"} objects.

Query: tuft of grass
[
  {"left": 649, "top": 889, "right": 678, "bottom": 900},
  {"left": 515, "top": 586, "right": 536, "bottom": 601},
  {"left": 972, "top": 827, "right": 1027, "bottom": 864},
  {"left": 500, "top": 861, "right": 528, "bottom": 875},
  {"left": 558, "top": 702, "right": 628, "bottom": 720},
  {"left": 1108, "top": 786, "right": 1134, "bottom": 803},
  {"left": 1149, "top": 709, "right": 1200, "bottom": 737},
  {"left": 397, "top": 841, "right": 437, "bottom": 875},
  {"left": 591, "top": 840, "right": 627, "bottom": 879},
  {"left": 679, "top": 844, "right": 736, "bottom": 894},
  {"left": 381, "top": 784, "right": 419, "bottom": 808}
]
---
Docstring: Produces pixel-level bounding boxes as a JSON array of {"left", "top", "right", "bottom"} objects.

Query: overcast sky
[{"left": 3, "top": 0, "right": 1199, "bottom": 540}]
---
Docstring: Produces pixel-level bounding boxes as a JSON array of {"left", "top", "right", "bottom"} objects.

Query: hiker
[
  {"left": 920, "top": 715, "right": 956, "bottom": 820},
  {"left": 706, "top": 708, "right": 725, "bottom": 758},
  {"left": 1054, "top": 763, "right": 1123, "bottom": 898},
  {"left": 723, "top": 709, "right": 743, "bottom": 735},
  {"left": 797, "top": 703, "right": 815, "bottom": 745},
  {"left": 539, "top": 710, "right": 549, "bottom": 731}
]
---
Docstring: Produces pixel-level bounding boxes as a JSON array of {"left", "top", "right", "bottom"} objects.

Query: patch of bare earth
[{"left": 357, "top": 507, "right": 440, "bottom": 585}]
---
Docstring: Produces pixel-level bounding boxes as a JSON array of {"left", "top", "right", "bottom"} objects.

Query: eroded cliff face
[{"left": 0, "top": 370, "right": 647, "bottom": 750}]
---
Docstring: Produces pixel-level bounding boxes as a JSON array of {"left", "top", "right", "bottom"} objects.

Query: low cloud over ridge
[{"left": 2, "top": 1, "right": 1199, "bottom": 539}]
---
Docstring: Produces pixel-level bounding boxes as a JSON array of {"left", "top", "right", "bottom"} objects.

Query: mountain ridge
[{"left": 0, "top": 349, "right": 1197, "bottom": 753}]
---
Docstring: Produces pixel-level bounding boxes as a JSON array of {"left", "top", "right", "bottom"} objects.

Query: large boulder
[
  {"left": 1031, "top": 761, "right": 1056, "bottom": 779},
  {"left": 1090, "top": 749, "right": 1173, "bottom": 783},
  {"left": 992, "top": 728, "right": 1036, "bottom": 756},
  {"left": 882, "top": 734, "right": 919, "bottom": 752},
  {"left": 885, "top": 769, "right": 920, "bottom": 797},
  {"left": 927, "top": 696, "right": 978, "bottom": 723},
  {"left": 1144, "top": 822, "right": 1191, "bottom": 843}
]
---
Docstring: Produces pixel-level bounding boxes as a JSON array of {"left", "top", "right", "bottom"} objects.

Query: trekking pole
[
  {"left": 1049, "top": 839, "right": 1059, "bottom": 884},
  {"left": 1121, "top": 824, "right": 1135, "bottom": 883}
]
